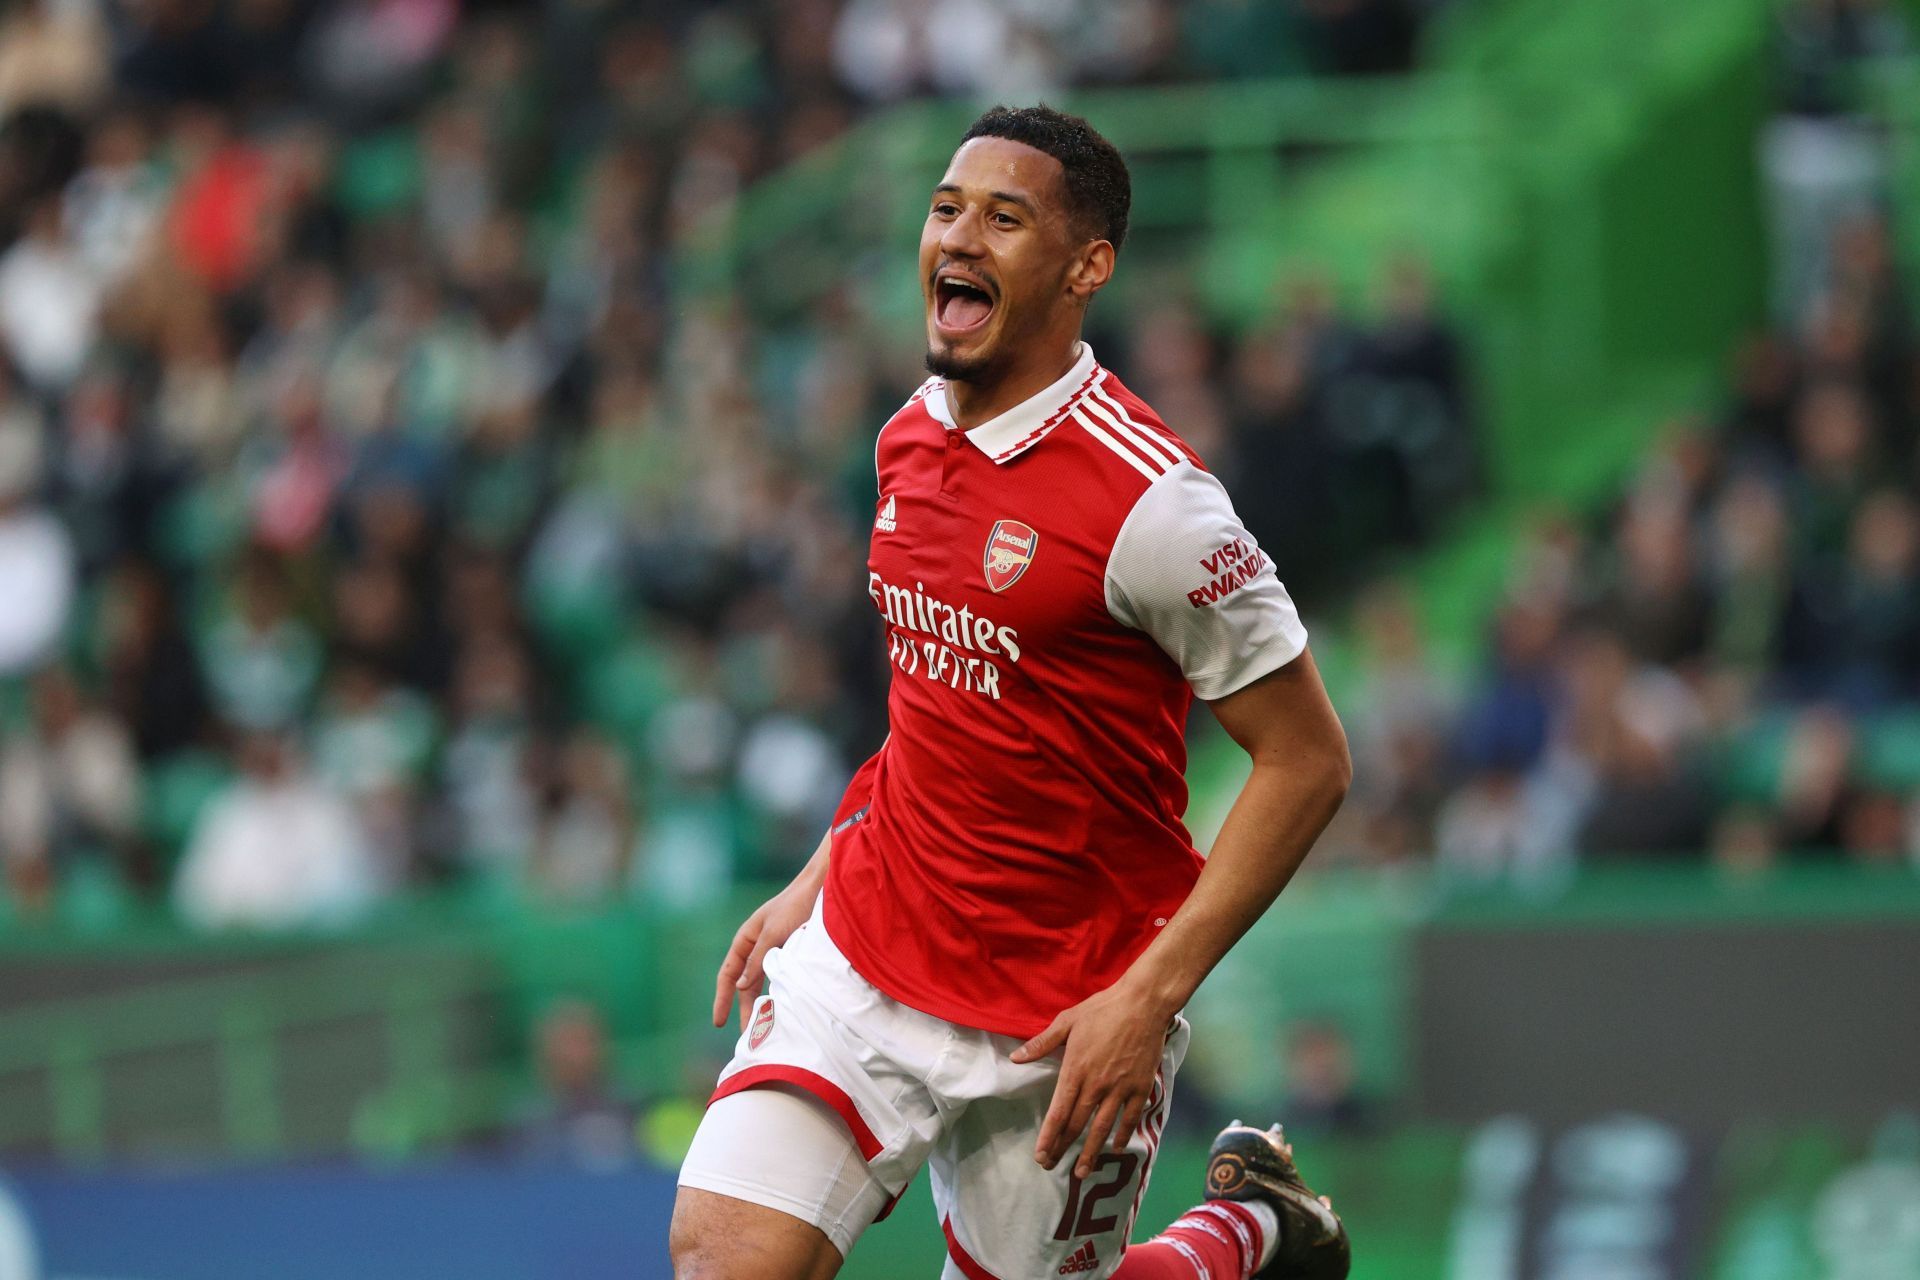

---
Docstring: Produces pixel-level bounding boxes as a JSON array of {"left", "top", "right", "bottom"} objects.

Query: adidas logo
[
  {"left": 875, "top": 493, "right": 897, "bottom": 533},
  {"left": 1057, "top": 1241, "right": 1099, "bottom": 1274}
]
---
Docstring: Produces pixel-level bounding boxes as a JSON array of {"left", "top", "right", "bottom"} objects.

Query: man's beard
[{"left": 925, "top": 344, "right": 996, "bottom": 382}]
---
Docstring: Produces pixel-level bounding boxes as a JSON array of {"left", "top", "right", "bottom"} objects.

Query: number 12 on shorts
[{"left": 1052, "top": 1153, "right": 1141, "bottom": 1240}]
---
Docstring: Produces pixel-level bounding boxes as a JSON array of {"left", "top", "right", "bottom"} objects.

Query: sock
[
  {"left": 1111, "top": 1200, "right": 1270, "bottom": 1279},
  {"left": 1242, "top": 1200, "right": 1280, "bottom": 1268}
]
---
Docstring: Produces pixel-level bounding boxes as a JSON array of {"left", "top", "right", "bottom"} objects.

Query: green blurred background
[{"left": 1, "top": 0, "right": 1918, "bottom": 1275}]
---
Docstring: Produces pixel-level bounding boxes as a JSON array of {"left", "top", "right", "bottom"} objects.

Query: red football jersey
[{"left": 823, "top": 343, "right": 1308, "bottom": 1038}]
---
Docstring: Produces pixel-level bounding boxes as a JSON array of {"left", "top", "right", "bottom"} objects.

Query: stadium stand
[
  {"left": 0, "top": 0, "right": 1465, "bottom": 927},
  {"left": 3, "top": 1, "right": 1920, "bottom": 1276}
]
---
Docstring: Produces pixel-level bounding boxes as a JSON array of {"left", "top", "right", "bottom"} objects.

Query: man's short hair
[{"left": 960, "top": 105, "right": 1131, "bottom": 253}]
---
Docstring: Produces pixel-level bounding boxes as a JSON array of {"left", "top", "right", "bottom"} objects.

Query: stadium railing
[{"left": 3, "top": 865, "right": 1917, "bottom": 1162}]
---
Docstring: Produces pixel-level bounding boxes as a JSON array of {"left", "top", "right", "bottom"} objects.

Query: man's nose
[{"left": 939, "top": 207, "right": 987, "bottom": 259}]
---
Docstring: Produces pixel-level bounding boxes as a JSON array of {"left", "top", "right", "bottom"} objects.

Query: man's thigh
[
  {"left": 676, "top": 1086, "right": 894, "bottom": 1273},
  {"left": 677, "top": 908, "right": 948, "bottom": 1271},
  {"left": 932, "top": 1017, "right": 1190, "bottom": 1280}
]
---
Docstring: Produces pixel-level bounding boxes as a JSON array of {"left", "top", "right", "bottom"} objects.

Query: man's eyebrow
[{"left": 932, "top": 183, "right": 1037, "bottom": 214}]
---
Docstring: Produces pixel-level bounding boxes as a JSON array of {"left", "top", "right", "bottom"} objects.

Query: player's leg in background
[
  {"left": 672, "top": 1086, "right": 889, "bottom": 1280},
  {"left": 1111, "top": 1123, "right": 1349, "bottom": 1280},
  {"left": 1105, "top": 1200, "right": 1270, "bottom": 1280}
]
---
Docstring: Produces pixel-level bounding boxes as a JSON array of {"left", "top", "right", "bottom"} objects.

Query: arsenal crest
[
  {"left": 983, "top": 519, "right": 1039, "bottom": 593},
  {"left": 748, "top": 999, "right": 775, "bottom": 1049}
]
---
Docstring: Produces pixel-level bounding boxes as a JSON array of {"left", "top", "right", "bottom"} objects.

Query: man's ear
[{"left": 1067, "top": 240, "right": 1115, "bottom": 304}]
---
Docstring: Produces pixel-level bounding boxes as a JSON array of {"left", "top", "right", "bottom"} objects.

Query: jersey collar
[{"left": 924, "top": 343, "right": 1102, "bottom": 464}]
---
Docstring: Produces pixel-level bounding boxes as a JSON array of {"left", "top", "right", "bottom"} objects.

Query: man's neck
[{"left": 945, "top": 338, "right": 1082, "bottom": 432}]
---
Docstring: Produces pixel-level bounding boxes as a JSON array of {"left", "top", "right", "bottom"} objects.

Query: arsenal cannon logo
[{"left": 983, "top": 519, "right": 1039, "bottom": 593}]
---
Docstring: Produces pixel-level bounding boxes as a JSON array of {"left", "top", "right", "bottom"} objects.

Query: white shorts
[{"left": 679, "top": 899, "right": 1190, "bottom": 1279}]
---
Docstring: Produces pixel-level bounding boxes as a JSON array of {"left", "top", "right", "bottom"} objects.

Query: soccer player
[{"left": 673, "top": 105, "right": 1353, "bottom": 1280}]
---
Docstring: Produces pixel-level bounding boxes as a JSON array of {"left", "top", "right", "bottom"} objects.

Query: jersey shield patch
[
  {"left": 748, "top": 999, "right": 775, "bottom": 1049},
  {"left": 983, "top": 520, "right": 1039, "bottom": 592}
]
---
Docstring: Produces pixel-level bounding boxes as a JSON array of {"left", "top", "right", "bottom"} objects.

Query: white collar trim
[{"left": 923, "top": 343, "right": 1101, "bottom": 464}]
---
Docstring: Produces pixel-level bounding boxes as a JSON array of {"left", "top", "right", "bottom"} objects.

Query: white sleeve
[{"left": 1104, "top": 464, "right": 1308, "bottom": 701}]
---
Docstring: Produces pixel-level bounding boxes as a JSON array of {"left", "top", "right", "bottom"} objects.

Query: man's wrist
[
  {"left": 1118, "top": 950, "right": 1199, "bottom": 1022},
  {"left": 796, "top": 859, "right": 828, "bottom": 894}
]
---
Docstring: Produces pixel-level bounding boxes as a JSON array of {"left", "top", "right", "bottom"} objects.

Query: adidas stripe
[
  {"left": 1084, "top": 385, "right": 1181, "bottom": 469},
  {"left": 1073, "top": 407, "right": 1164, "bottom": 479}
]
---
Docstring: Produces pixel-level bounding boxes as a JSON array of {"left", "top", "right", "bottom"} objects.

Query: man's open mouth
[{"left": 934, "top": 271, "right": 995, "bottom": 334}]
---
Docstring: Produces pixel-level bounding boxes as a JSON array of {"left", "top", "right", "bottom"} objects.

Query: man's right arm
[{"left": 710, "top": 829, "right": 830, "bottom": 1029}]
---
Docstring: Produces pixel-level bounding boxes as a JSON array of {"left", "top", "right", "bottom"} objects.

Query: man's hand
[
  {"left": 1011, "top": 979, "right": 1171, "bottom": 1178},
  {"left": 711, "top": 878, "right": 819, "bottom": 1030}
]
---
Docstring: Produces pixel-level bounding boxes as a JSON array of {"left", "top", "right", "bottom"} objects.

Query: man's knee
[
  {"left": 667, "top": 1232, "right": 736, "bottom": 1280},
  {"left": 670, "top": 1187, "right": 842, "bottom": 1280},
  {"left": 668, "top": 1202, "right": 744, "bottom": 1280}
]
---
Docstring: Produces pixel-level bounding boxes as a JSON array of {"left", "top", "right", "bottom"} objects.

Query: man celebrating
[{"left": 673, "top": 105, "right": 1353, "bottom": 1280}]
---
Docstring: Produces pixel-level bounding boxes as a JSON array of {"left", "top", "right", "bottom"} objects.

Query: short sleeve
[{"left": 1104, "top": 464, "right": 1308, "bottom": 701}]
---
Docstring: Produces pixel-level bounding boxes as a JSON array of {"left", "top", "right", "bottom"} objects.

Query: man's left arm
[
  {"left": 1013, "top": 649, "right": 1350, "bottom": 1175},
  {"left": 1011, "top": 459, "right": 1349, "bottom": 1176}
]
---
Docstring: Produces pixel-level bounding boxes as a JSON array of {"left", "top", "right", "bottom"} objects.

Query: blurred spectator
[
  {"left": 0, "top": 195, "right": 99, "bottom": 390},
  {"left": 199, "top": 548, "right": 324, "bottom": 732},
  {"left": 305, "top": 0, "right": 456, "bottom": 120},
  {"left": 1774, "top": 705, "right": 1857, "bottom": 851},
  {"left": 1558, "top": 629, "right": 1712, "bottom": 859},
  {"left": 1226, "top": 319, "right": 1344, "bottom": 597},
  {"left": 1761, "top": 0, "right": 1910, "bottom": 323},
  {"left": 441, "top": 631, "right": 540, "bottom": 878},
  {"left": 1721, "top": 332, "right": 1800, "bottom": 467},
  {"left": 52, "top": 365, "right": 177, "bottom": 571},
  {"left": 1704, "top": 472, "right": 1792, "bottom": 681},
  {"left": 0, "top": 665, "right": 142, "bottom": 911},
  {"left": 330, "top": 556, "right": 447, "bottom": 692},
  {"left": 1227, "top": 264, "right": 1482, "bottom": 598},
  {"left": 516, "top": 999, "right": 637, "bottom": 1168},
  {"left": 94, "top": 558, "right": 211, "bottom": 760},
  {"left": 1780, "top": 488, "right": 1920, "bottom": 704},
  {"left": 1788, "top": 378, "right": 1879, "bottom": 562},
  {"left": 1433, "top": 768, "right": 1571, "bottom": 885},
  {"left": 1280, "top": 1021, "right": 1374, "bottom": 1137},
  {"left": 529, "top": 731, "right": 636, "bottom": 904},
  {"left": 1598, "top": 498, "right": 1711, "bottom": 668},
  {"left": 62, "top": 108, "right": 168, "bottom": 288},
  {"left": 1344, "top": 583, "right": 1452, "bottom": 862},
  {"left": 0, "top": 420, "right": 74, "bottom": 677},
  {"left": 311, "top": 660, "right": 435, "bottom": 882},
  {"left": 1357, "top": 257, "right": 1479, "bottom": 530},
  {"left": 1711, "top": 806, "right": 1785, "bottom": 880},
  {"left": 173, "top": 730, "right": 380, "bottom": 929},
  {"left": 0, "top": 0, "right": 108, "bottom": 116}
]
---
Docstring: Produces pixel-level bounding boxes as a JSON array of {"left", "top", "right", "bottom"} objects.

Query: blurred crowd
[
  {"left": 5, "top": 0, "right": 1913, "bottom": 934},
  {"left": 0, "top": 0, "right": 1456, "bottom": 929},
  {"left": 1337, "top": 226, "right": 1920, "bottom": 878},
  {"left": 1330, "top": 0, "right": 1920, "bottom": 882}
]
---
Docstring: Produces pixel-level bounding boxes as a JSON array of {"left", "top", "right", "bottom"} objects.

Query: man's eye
[
  {"left": 992, "top": 213, "right": 1018, "bottom": 227},
  {"left": 933, "top": 203, "right": 959, "bottom": 217}
]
